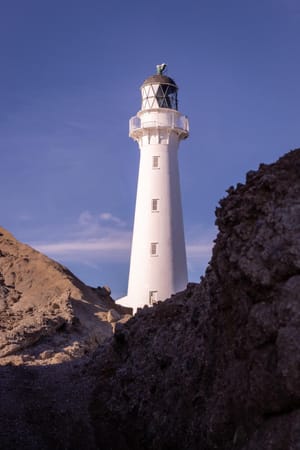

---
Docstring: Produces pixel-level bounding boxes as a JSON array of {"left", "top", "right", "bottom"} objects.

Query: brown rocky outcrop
[
  {"left": 0, "top": 227, "right": 131, "bottom": 365},
  {"left": 0, "top": 149, "right": 299, "bottom": 450}
]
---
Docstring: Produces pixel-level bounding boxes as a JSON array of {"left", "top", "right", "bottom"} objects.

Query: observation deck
[{"left": 129, "top": 108, "right": 189, "bottom": 141}]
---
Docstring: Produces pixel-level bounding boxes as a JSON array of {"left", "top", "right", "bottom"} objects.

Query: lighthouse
[{"left": 118, "top": 65, "right": 189, "bottom": 313}]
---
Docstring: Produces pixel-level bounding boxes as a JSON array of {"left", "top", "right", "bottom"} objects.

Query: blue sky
[{"left": 1, "top": 0, "right": 299, "bottom": 298}]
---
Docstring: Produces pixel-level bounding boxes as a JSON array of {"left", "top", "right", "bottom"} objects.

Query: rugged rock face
[
  {"left": 90, "top": 148, "right": 300, "bottom": 449},
  {"left": 0, "top": 149, "right": 299, "bottom": 450},
  {"left": 0, "top": 227, "right": 131, "bottom": 365}
]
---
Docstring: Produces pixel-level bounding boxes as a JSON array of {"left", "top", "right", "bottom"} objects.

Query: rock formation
[
  {"left": 0, "top": 149, "right": 299, "bottom": 449},
  {"left": 0, "top": 227, "right": 131, "bottom": 365}
]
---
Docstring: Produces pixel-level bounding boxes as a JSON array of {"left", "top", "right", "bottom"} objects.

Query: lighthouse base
[
  {"left": 115, "top": 295, "right": 131, "bottom": 309},
  {"left": 115, "top": 296, "right": 145, "bottom": 315}
]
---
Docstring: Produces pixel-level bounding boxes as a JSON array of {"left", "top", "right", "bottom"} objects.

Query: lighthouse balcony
[{"left": 129, "top": 110, "right": 189, "bottom": 140}]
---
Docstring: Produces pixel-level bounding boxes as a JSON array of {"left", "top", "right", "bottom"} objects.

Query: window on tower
[
  {"left": 150, "top": 242, "right": 158, "bottom": 256},
  {"left": 152, "top": 156, "right": 160, "bottom": 168},
  {"left": 152, "top": 199, "right": 159, "bottom": 212}
]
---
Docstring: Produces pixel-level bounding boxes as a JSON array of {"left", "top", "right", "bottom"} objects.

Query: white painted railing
[{"left": 129, "top": 112, "right": 189, "bottom": 134}]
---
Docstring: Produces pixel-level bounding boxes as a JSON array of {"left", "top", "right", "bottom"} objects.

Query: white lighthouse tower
[{"left": 118, "top": 65, "right": 189, "bottom": 313}]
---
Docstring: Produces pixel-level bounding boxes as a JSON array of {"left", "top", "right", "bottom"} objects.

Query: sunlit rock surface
[{"left": 0, "top": 227, "right": 130, "bottom": 365}]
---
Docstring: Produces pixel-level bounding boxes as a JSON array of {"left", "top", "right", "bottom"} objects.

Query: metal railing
[{"left": 129, "top": 112, "right": 189, "bottom": 134}]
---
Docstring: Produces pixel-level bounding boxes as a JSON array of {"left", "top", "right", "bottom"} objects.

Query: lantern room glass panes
[{"left": 142, "top": 83, "right": 178, "bottom": 110}]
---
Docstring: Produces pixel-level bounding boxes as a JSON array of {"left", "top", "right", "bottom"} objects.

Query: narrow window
[
  {"left": 150, "top": 242, "right": 158, "bottom": 256},
  {"left": 149, "top": 290, "right": 158, "bottom": 305},
  {"left": 152, "top": 198, "right": 159, "bottom": 212},
  {"left": 152, "top": 156, "right": 159, "bottom": 169}
]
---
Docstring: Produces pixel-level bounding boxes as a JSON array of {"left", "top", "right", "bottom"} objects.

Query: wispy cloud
[
  {"left": 18, "top": 213, "right": 33, "bottom": 222},
  {"left": 186, "top": 225, "right": 216, "bottom": 258},
  {"left": 29, "top": 212, "right": 216, "bottom": 275},
  {"left": 77, "top": 210, "right": 126, "bottom": 233},
  {"left": 35, "top": 238, "right": 130, "bottom": 254},
  {"left": 185, "top": 226, "right": 217, "bottom": 279},
  {"left": 30, "top": 211, "right": 131, "bottom": 263},
  {"left": 99, "top": 212, "right": 126, "bottom": 226},
  {"left": 186, "top": 242, "right": 213, "bottom": 258}
]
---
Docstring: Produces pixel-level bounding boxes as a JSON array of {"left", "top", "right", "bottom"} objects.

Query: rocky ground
[
  {"left": 0, "top": 227, "right": 131, "bottom": 365},
  {"left": 0, "top": 149, "right": 299, "bottom": 449}
]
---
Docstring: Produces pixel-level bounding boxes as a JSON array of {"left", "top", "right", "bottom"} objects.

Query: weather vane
[{"left": 156, "top": 63, "right": 167, "bottom": 75}]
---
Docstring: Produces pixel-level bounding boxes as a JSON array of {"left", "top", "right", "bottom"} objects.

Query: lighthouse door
[{"left": 149, "top": 290, "right": 158, "bottom": 305}]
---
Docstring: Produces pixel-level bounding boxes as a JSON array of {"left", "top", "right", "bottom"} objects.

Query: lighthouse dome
[
  {"left": 142, "top": 74, "right": 177, "bottom": 87},
  {"left": 141, "top": 74, "right": 178, "bottom": 111}
]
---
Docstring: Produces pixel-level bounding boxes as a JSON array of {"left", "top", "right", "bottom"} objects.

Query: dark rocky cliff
[
  {"left": 90, "top": 149, "right": 300, "bottom": 450},
  {"left": 0, "top": 149, "right": 299, "bottom": 449}
]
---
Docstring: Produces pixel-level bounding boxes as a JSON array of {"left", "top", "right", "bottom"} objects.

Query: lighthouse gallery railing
[{"left": 129, "top": 112, "right": 189, "bottom": 134}]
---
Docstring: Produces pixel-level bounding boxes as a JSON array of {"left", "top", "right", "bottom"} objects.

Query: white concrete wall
[{"left": 125, "top": 107, "right": 188, "bottom": 313}]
